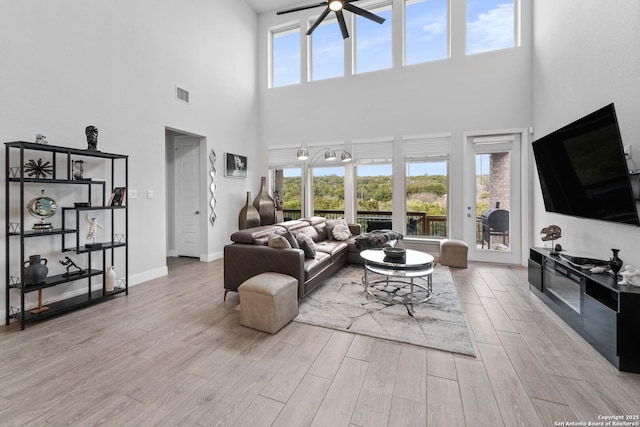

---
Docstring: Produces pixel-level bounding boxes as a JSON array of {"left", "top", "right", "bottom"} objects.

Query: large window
[
  {"left": 355, "top": 3, "right": 393, "bottom": 74},
  {"left": 271, "top": 26, "right": 300, "bottom": 87},
  {"left": 405, "top": 0, "right": 448, "bottom": 65},
  {"left": 403, "top": 135, "right": 450, "bottom": 237},
  {"left": 312, "top": 166, "right": 345, "bottom": 217},
  {"left": 466, "top": 0, "right": 516, "bottom": 55},
  {"left": 356, "top": 164, "right": 393, "bottom": 232},
  {"left": 310, "top": 19, "right": 344, "bottom": 81}
]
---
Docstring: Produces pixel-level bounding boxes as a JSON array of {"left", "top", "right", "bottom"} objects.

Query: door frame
[
  {"left": 165, "top": 127, "right": 207, "bottom": 260},
  {"left": 462, "top": 128, "right": 529, "bottom": 265}
]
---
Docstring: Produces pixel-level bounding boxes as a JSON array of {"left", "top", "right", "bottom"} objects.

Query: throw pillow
[
  {"left": 325, "top": 219, "right": 342, "bottom": 240},
  {"left": 282, "top": 231, "right": 299, "bottom": 249},
  {"left": 333, "top": 223, "right": 352, "bottom": 241},
  {"left": 296, "top": 233, "right": 317, "bottom": 259},
  {"left": 268, "top": 234, "right": 291, "bottom": 249}
]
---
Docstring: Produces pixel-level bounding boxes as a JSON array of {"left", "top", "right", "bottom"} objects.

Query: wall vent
[{"left": 176, "top": 86, "right": 190, "bottom": 104}]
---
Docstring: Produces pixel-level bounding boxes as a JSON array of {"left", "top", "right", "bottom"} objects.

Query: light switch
[
  {"left": 146, "top": 190, "right": 154, "bottom": 199},
  {"left": 129, "top": 189, "right": 137, "bottom": 199}
]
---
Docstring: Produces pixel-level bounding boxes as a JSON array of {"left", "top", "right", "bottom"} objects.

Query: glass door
[{"left": 464, "top": 132, "right": 522, "bottom": 264}]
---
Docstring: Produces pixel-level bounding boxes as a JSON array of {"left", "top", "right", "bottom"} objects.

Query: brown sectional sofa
[{"left": 224, "top": 217, "right": 366, "bottom": 300}]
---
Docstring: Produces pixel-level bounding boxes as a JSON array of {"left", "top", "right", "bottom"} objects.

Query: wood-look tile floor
[{"left": 1, "top": 257, "right": 639, "bottom": 426}]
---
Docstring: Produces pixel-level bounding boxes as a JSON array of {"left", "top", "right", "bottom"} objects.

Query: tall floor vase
[
  {"left": 253, "top": 176, "right": 276, "bottom": 225},
  {"left": 239, "top": 191, "right": 260, "bottom": 229}
]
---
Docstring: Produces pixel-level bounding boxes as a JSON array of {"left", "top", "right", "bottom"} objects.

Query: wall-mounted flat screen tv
[{"left": 532, "top": 103, "right": 639, "bottom": 226}]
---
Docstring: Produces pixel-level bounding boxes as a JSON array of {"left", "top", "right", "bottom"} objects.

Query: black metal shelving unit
[{"left": 5, "top": 141, "right": 128, "bottom": 330}]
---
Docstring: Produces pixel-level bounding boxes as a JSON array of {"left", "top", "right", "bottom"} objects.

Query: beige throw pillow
[
  {"left": 332, "top": 223, "right": 352, "bottom": 241},
  {"left": 268, "top": 234, "right": 292, "bottom": 249}
]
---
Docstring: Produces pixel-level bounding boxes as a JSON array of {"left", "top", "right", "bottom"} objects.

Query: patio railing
[{"left": 282, "top": 209, "right": 448, "bottom": 237}]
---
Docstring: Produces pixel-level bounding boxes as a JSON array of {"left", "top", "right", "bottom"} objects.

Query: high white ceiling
[{"left": 245, "top": 0, "right": 304, "bottom": 14}]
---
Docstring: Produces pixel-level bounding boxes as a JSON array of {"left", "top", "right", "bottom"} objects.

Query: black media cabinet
[{"left": 528, "top": 248, "right": 640, "bottom": 373}]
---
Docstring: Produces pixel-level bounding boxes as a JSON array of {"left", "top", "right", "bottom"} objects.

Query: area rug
[{"left": 294, "top": 265, "right": 475, "bottom": 356}]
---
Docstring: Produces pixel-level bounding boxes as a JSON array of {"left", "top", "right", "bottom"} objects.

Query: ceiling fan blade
[
  {"left": 277, "top": 2, "right": 327, "bottom": 15},
  {"left": 307, "top": 7, "right": 331, "bottom": 35},
  {"left": 343, "top": 3, "right": 385, "bottom": 24},
  {"left": 336, "top": 10, "right": 349, "bottom": 39}
]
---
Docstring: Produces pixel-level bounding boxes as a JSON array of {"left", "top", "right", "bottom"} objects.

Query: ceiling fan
[{"left": 277, "top": 0, "right": 385, "bottom": 39}]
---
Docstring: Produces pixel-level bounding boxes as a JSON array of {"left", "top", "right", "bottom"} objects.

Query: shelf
[
  {"left": 8, "top": 228, "right": 77, "bottom": 237},
  {"left": 62, "top": 205, "right": 126, "bottom": 211},
  {"left": 5, "top": 141, "right": 128, "bottom": 159},
  {"left": 7, "top": 178, "right": 101, "bottom": 185},
  {"left": 14, "top": 269, "right": 103, "bottom": 292},
  {"left": 63, "top": 242, "right": 127, "bottom": 253},
  {"left": 8, "top": 287, "right": 126, "bottom": 324}
]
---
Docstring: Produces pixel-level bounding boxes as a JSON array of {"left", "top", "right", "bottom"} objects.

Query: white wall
[
  {"left": 531, "top": 0, "right": 640, "bottom": 266},
  {"left": 0, "top": 0, "right": 259, "bottom": 317},
  {"left": 257, "top": 0, "right": 533, "bottom": 256}
]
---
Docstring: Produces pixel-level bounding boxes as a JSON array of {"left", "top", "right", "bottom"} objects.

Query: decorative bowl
[{"left": 383, "top": 247, "right": 406, "bottom": 259}]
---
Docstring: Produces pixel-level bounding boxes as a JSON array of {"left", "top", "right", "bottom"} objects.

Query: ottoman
[
  {"left": 238, "top": 272, "right": 298, "bottom": 334},
  {"left": 439, "top": 239, "right": 468, "bottom": 268}
]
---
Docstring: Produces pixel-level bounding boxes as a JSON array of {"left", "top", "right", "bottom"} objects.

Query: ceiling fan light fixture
[
  {"left": 324, "top": 150, "right": 337, "bottom": 161},
  {"left": 297, "top": 147, "right": 309, "bottom": 160},
  {"left": 329, "top": 0, "right": 343, "bottom": 12}
]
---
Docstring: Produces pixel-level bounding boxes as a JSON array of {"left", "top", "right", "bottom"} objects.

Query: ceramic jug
[{"left": 24, "top": 255, "right": 48, "bottom": 284}]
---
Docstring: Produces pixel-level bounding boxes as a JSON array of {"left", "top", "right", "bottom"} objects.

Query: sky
[{"left": 273, "top": 0, "right": 515, "bottom": 87}]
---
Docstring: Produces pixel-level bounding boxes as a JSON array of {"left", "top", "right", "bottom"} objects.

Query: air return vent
[{"left": 176, "top": 86, "right": 190, "bottom": 103}]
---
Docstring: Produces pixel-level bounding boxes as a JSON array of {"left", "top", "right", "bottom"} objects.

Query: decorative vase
[
  {"left": 239, "top": 191, "right": 260, "bottom": 229},
  {"left": 105, "top": 266, "right": 116, "bottom": 292},
  {"left": 253, "top": 176, "right": 276, "bottom": 226},
  {"left": 609, "top": 249, "right": 624, "bottom": 279},
  {"left": 23, "top": 255, "right": 48, "bottom": 285}
]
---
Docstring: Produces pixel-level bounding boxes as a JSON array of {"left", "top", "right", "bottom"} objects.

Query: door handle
[{"left": 194, "top": 210, "right": 200, "bottom": 215}]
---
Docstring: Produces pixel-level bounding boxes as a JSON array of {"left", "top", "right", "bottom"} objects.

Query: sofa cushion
[
  {"left": 230, "top": 225, "right": 286, "bottom": 244},
  {"left": 303, "top": 252, "right": 331, "bottom": 280},
  {"left": 325, "top": 218, "right": 345, "bottom": 241},
  {"left": 303, "top": 216, "right": 327, "bottom": 226},
  {"left": 268, "top": 234, "right": 291, "bottom": 249},
  {"left": 296, "top": 233, "right": 317, "bottom": 259},
  {"left": 313, "top": 223, "right": 328, "bottom": 241},
  {"left": 315, "top": 240, "right": 348, "bottom": 261}
]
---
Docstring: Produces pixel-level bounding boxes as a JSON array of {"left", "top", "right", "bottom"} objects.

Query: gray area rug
[{"left": 295, "top": 265, "right": 475, "bottom": 356}]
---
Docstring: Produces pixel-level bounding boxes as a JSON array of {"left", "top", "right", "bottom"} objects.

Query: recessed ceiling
[{"left": 246, "top": 0, "right": 303, "bottom": 14}]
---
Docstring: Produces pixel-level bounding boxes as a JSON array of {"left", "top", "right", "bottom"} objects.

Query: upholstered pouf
[
  {"left": 238, "top": 272, "right": 298, "bottom": 334},
  {"left": 439, "top": 239, "right": 469, "bottom": 268}
]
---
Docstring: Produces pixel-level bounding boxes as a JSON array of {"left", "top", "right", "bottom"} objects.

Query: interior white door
[
  {"left": 463, "top": 132, "right": 522, "bottom": 264},
  {"left": 176, "top": 137, "right": 201, "bottom": 258}
]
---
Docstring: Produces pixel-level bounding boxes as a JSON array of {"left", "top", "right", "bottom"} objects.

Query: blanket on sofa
[{"left": 354, "top": 230, "right": 404, "bottom": 250}]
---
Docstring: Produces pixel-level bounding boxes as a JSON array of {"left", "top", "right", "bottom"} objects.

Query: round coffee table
[{"left": 360, "top": 248, "right": 434, "bottom": 314}]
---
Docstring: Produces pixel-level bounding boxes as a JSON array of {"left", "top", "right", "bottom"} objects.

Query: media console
[{"left": 528, "top": 248, "right": 640, "bottom": 373}]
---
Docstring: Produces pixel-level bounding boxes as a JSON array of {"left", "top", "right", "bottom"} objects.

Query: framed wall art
[{"left": 225, "top": 153, "right": 247, "bottom": 179}]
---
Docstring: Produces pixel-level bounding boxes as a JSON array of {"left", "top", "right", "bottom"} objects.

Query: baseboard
[
  {"left": 130, "top": 266, "right": 168, "bottom": 285},
  {"left": 201, "top": 251, "right": 223, "bottom": 262}
]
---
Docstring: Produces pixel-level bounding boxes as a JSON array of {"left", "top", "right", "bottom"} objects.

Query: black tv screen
[{"left": 532, "top": 103, "right": 639, "bottom": 226}]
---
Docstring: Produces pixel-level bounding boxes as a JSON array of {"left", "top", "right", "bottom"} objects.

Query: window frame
[
  {"left": 270, "top": 23, "right": 302, "bottom": 88},
  {"left": 353, "top": 0, "right": 394, "bottom": 75}
]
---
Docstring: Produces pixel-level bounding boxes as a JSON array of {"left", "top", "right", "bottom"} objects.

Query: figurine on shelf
[
  {"left": 85, "top": 125, "right": 98, "bottom": 151},
  {"left": 59, "top": 256, "right": 85, "bottom": 278},
  {"left": 540, "top": 225, "right": 562, "bottom": 255},
  {"left": 86, "top": 214, "right": 103, "bottom": 247}
]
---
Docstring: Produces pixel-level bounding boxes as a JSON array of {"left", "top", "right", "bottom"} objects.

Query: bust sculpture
[{"left": 85, "top": 125, "right": 98, "bottom": 151}]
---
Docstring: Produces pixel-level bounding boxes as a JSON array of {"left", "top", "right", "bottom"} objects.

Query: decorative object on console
[
  {"left": 277, "top": 0, "right": 385, "bottom": 39},
  {"left": 618, "top": 265, "right": 640, "bottom": 287},
  {"left": 23, "top": 254, "right": 48, "bottom": 285},
  {"left": 609, "top": 249, "right": 624, "bottom": 280},
  {"left": 105, "top": 266, "right": 116, "bottom": 292},
  {"left": 209, "top": 149, "right": 217, "bottom": 226},
  {"left": 27, "top": 190, "right": 57, "bottom": 230},
  {"left": 540, "top": 225, "right": 561, "bottom": 255},
  {"left": 253, "top": 176, "right": 276, "bottom": 225},
  {"left": 238, "top": 191, "right": 260, "bottom": 229},
  {"left": 24, "top": 158, "right": 53, "bottom": 179},
  {"left": 59, "top": 256, "right": 84, "bottom": 278},
  {"left": 85, "top": 125, "right": 98, "bottom": 151},
  {"left": 35, "top": 133, "right": 48, "bottom": 144},
  {"left": 225, "top": 152, "right": 247, "bottom": 178},
  {"left": 72, "top": 160, "right": 85, "bottom": 180}
]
